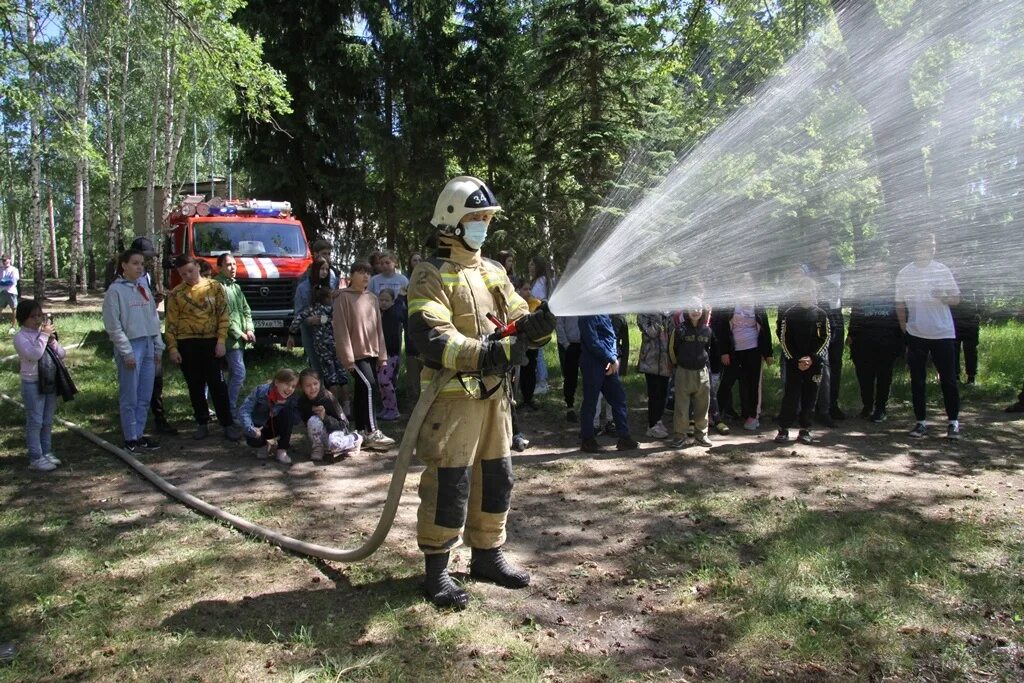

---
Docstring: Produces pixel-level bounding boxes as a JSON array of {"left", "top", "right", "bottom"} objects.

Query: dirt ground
[
  {"left": 10, "top": 389, "right": 1022, "bottom": 680},
  {"left": 5, "top": 281, "right": 1022, "bottom": 678}
]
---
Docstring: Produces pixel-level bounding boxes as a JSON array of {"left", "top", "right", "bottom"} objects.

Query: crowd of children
[{"left": 9, "top": 235, "right": 1023, "bottom": 473}]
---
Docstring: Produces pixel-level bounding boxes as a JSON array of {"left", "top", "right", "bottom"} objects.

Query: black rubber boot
[
  {"left": 423, "top": 552, "right": 469, "bottom": 610},
  {"left": 470, "top": 546, "right": 531, "bottom": 588}
]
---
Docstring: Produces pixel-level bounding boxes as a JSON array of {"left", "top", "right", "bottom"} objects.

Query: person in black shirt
[
  {"left": 775, "top": 278, "right": 831, "bottom": 445},
  {"left": 847, "top": 265, "right": 904, "bottom": 422},
  {"left": 952, "top": 286, "right": 981, "bottom": 385}
]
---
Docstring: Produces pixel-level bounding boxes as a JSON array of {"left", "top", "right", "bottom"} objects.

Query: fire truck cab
[{"left": 166, "top": 197, "right": 312, "bottom": 342}]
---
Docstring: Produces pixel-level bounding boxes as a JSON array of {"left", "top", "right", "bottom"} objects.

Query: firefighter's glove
[
  {"left": 480, "top": 336, "right": 528, "bottom": 375},
  {"left": 515, "top": 300, "right": 557, "bottom": 342}
]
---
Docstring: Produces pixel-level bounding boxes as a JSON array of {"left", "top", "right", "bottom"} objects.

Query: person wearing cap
[
  {"left": 0, "top": 254, "right": 20, "bottom": 333},
  {"left": 104, "top": 236, "right": 179, "bottom": 435},
  {"left": 407, "top": 176, "right": 556, "bottom": 610}
]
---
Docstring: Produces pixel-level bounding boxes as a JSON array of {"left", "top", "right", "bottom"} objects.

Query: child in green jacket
[{"left": 215, "top": 254, "right": 255, "bottom": 425}]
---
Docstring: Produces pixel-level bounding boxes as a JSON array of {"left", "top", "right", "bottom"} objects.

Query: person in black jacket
[
  {"left": 952, "top": 285, "right": 981, "bottom": 385},
  {"left": 847, "top": 266, "right": 904, "bottom": 422},
  {"left": 713, "top": 285, "right": 774, "bottom": 431},
  {"left": 669, "top": 302, "right": 719, "bottom": 449},
  {"left": 775, "top": 278, "right": 831, "bottom": 445}
]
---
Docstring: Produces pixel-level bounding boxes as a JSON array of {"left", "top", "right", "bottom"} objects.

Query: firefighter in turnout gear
[{"left": 409, "top": 176, "right": 556, "bottom": 609}]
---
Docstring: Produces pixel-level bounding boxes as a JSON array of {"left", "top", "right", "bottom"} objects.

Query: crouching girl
[
  {"left": 239, "top": 368, "right": 299, "bottom": 464},
  {"left": 297, "top": 369, "right": 362, "bottom": 460}
]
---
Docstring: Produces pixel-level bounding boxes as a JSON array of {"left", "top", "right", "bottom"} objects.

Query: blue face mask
[{"left": 462, "top": 221, "right": 489, "bottom": 250}]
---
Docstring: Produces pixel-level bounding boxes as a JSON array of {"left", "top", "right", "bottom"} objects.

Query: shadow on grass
[{"left": 615, "top": 482, "right": 1024, "bottom": 680}]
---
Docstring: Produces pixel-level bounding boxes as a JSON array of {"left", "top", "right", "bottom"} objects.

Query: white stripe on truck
[
  {"left": 240, "top": 257, "right": 263, "bottom": 278},
  {"left": 259, "top": 258, "right": 280, "bottom": 278}
]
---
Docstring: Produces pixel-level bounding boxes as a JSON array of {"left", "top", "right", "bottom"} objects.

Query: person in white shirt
[
  {"left": 895, "top": 233, "right": 961, "bottom": 440},
  {"left": 0, "top": 254, "right": 20, "bottom": 331}
]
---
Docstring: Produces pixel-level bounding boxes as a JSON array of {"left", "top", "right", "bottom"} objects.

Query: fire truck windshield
[{"left": 193, "top": 221, "right": 307, "bottom": 258}]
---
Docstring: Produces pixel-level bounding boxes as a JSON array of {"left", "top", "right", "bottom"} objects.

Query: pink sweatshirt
[
  {"left": 332, "top": 288, "right": 387, "bottom": 369},
  {"left": 13, "top": 327, "right": 67, "bottom": 381}
]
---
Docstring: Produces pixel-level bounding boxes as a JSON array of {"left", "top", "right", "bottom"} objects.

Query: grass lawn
[{"left": 1, "top": 311, "right": 1022, "bottom": 681}]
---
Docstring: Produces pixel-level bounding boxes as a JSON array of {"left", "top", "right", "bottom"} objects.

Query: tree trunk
[
  {"left": 108, "top": 0, "right": 134, "bottom": 261},
  {"left": 530, "top": 0, "right": 551, "bottom": 263},
  {"left": 831, "top": 0, "right": 930, "bottom": 235},
  {"left": 105, "top": 34, "right": 117, "bottom": 259},
  {"left": 48, "top": 192, "right": 58, "bottom": 279},
  {"left": 27, "top": 0, "right": 45, "bottom": 300},
  {"left": 145, "top": 92, "right": 161, "bottom": 247},
  {"left": 157, "top": 23, "right": 183, "bottom": 291},
  {"left": 71, "top": 167, "right": 83, "bottom": 302},
  {"left": 84, "top": 165, "right": 93, "bottom": 291},
  {"left": 70, "top": 1, "right": 88, "bottom": 303},
  {"left": 383, "top": 61, "right": 398, "bottom": 249}
]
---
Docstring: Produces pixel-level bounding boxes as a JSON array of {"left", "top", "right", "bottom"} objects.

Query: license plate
[{"left": 252, "top": 319, "right": 284, "bottom": 329}]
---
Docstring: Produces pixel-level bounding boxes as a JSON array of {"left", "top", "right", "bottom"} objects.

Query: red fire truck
[{"left": 166, "top": 196, "right": 313, "bottom": 341}]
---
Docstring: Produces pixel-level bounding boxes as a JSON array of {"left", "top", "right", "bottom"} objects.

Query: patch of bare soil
[
  {"left": 32, "top": 281, "right": 107, "bottom": 315},
  {"left": 9, "top": 392, "right": 1024, "bottom": 680}
]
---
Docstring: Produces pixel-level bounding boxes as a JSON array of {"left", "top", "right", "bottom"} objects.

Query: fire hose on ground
[{"left": 0, "top": 368, "right": 455, "bottom": 563}]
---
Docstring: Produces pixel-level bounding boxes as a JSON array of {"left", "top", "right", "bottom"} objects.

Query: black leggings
[
  {"left": 955, "top": 327, "right": 979, "bottom": 381},
  {"left": 560, "top": 343, "right": 582, "bottom": 409},
  {"left": 644, "top": 373, "right": 669, "bottom": 427},
  {"left": 851, "top": 342, "right": 898, "bottom": 414},
  {"left": 778, "top": 359, "right": 820, "bottom": 430},
  {"left": 351, "top": 357, "right": 379, "bottom": 433},
  {"left": 521, "top": 349, "right": 538, "bottom": 404},
  {"left": 150, "top": 364, "right": 167, "bottom": 420},
  {"left": 718, "top": 348, "right": 763, "bottom": 419},
  {"left": 245, "top": 411, "right": 294, "bottom": 449},
  {"left": 907, "top": 335, "right": 959, "bottom": 422},
  {"left": 178, "top": 338, "right": 232, "bottom": 426}
]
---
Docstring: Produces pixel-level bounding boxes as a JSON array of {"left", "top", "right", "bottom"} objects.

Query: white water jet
[{"left": 550, "top": 0, "right": 1024, "bottom": 315}]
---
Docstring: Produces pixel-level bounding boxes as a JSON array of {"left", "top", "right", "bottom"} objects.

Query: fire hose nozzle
[{"left": 486, "top": 312, "right": 518, "bottom": 340}]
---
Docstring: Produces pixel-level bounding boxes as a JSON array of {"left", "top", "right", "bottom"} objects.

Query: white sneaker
[
  {"left": 535, "top": 383, "right": 550, "bottom": 395},
  {"left": 29, "top": 458, "right": 57, "bottom": 472},
  {"left": 275, "top": 450, "right": 292, "bottom": 464},
  {"left": 363, "top": 429, "right": 396, "bottom": 450},
  {"left": 743, "top": 417, "right": 759, "bottom": 431},
  {"left": 43, "top": 452, "right": 62, "bottom": 466},
  {"left": 646, "top": 422, "right": 669, "bottom": 439}
]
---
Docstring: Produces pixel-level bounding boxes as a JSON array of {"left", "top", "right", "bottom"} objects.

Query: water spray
[{"left": 550, "top": 0, "right": 1024, "bottom": 316}]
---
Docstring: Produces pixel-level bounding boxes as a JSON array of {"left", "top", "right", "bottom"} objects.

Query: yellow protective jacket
[
  {"left": 407, "top": 237, "right": 548, "bottom": 399},
  {"left": 164, "top": 277, "right": 230, "bottom": 351}
]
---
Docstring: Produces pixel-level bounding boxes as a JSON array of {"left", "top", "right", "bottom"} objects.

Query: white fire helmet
[{"left": 430, "top": 176, "right": 502, "bottom": 229}]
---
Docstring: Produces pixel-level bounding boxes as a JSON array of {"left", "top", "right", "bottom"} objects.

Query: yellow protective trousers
[{"left": 416, "top": 392, "right": 513, "bottom": 553}]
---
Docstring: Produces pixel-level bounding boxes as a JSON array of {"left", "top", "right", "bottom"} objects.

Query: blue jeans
[
  {"left": 224, "top": 348, "right": 246, "bottom": 421},
  {"left": 21, "top": 380, "right": 57, "bottom": 461},
  {"left": 116, "top": 337, "right": 156, "bottom": 441},
  {"left": 579, "top": 352, "right": 629, "bottom": 440},
  {"left": 300, "top": 323, "right": 323, "bottom": 377}
]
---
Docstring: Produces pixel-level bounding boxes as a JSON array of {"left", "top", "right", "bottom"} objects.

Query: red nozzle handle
[{"left": 487, "top": 312, "right": 518, "bottom": 340}]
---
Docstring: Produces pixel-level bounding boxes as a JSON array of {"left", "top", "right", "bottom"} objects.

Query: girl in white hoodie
[{"left": 102, "top": 248, "right": 165, "bottom": 452}]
